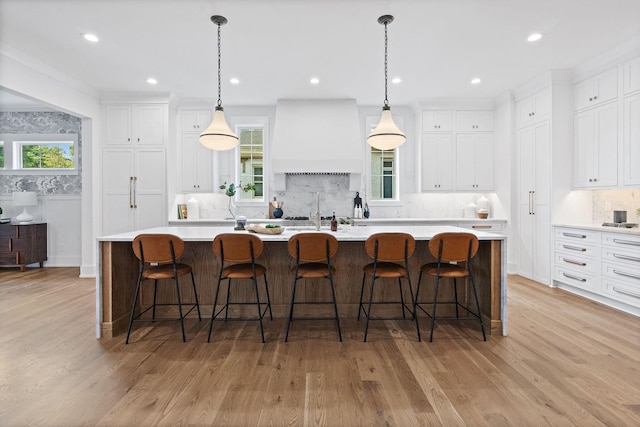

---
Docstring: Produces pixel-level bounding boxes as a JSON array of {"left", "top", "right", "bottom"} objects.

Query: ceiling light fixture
[
  {"left": 471, "top": 77, "right": 481, "bottom": 84},
  {"left": 230, "top": 77, "right": 240, "bottom": 85},
  {"left": 82, "top": 33, "right": 99, "bottom": 42},
  {"left": 527, "top": 33, "right": 542, "bottom": 42},
  {"left": 310, "top": 77, "right": 320, "bottom": 85},
  {"left": 392, "top": 77, "right": 402, "bottom": 84},
  {"left": 199, "top": 15, "right": 238, "bottom": 151},
  {"left": 146, "top": 77, "right": 157, "bottom": 85},
  {"left": 367, "top": 15, "right": 405, "bottom": 151}
]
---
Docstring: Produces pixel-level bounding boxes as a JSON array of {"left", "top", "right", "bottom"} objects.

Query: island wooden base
[{"left": 99, "top": 239, "right": 503, "bottom": 338}]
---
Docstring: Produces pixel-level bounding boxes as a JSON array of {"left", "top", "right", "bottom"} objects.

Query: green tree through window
[{"left": 21, "top": 142, "right": 74, "bottom": 169}]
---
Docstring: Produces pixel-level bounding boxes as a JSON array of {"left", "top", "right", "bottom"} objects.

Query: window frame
[
  {"left": 0, "top": 133, "right": 79, "bottom": 175},
  {"left": 230, "top": 116, "right": 269, "bottom": 205},
  {"left": 365, "top": 115, "right": 402, "bottom": 206}
]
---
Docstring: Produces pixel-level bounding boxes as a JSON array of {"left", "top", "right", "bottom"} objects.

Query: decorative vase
[{"left": 273, "top": 207, "right": 283, "bottom": 218}]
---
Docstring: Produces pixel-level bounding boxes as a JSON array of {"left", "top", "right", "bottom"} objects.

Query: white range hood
[{"left": 271, "top": 99, "right": 364, "bottom": 190}]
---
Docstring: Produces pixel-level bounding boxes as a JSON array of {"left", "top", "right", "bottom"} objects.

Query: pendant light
[
  {"left": 200, "top": 15, "right": 239, "bottom": 151},
  {"left": 367, "top": 15, "right": 406, "bottom": 150}
]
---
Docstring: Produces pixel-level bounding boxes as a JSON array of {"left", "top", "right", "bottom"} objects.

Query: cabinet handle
[
  {"left": 562, "top": 272, "right": 586, "bottom": 282},
  {"left": 133, "top": 176, "right": 138, "bottom": 208},
  {"left": 613, "top": 253, "right": 640, "bottom": 263},
  {"left": 129, "top": 177, "right": 134, "bottom": 208},
  {"left": 9, "top": 239, "right": 12, "bottom": 251},
  {"left": 562, "top": 244, "right": 586, "bottom": 252},
  {"left": 472, "top": 225, "right": 492, "bottom": 229},
  {"left": 594, "top": 95, "right": 598, "bottom": 100},
  {"left": 563, "top": 232, "right": 587, "bottom": 239},
  {"left": 612, "top": 238, "right": 640, "bottom": 247},
  {"left": 589, "top": 97, "right": 593, "bottom": 101},
  {"left": 612, "top": 287, "right": 640, "bottom": 299},
  {"left": 127, "top": 137, "right": 131, "bottom": 142},
  {"left": 613, "top": 269, "right": 640, "bottom": 280},
  {"left": 563, "top": 258, "right": 586, "bottom": 266}
]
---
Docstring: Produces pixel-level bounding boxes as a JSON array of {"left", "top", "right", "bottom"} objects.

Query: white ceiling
[{"left": 2, "top": 0, "right": 640, "bottom": 108}]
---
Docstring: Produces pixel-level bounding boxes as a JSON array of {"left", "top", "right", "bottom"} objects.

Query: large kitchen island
[{"left": 96, "top": 225, "right": 507, "bottom": 339}]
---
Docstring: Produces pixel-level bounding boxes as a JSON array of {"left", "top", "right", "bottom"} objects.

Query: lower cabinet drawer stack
[
  {"left": 553, "top": 227, "right": 600, "bottom": 293},
  {"left": 600, "top": 232, "right": 640, "bottom": 308}
]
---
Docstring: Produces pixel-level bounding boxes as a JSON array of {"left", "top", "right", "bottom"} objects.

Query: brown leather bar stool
[
  {"left": 285, "top": 232, "right": 342, "bottom": 342},
  {"left": 358, "top": 232, "right": 420, "bottom": 342},
  {"left": 126, "top": 233, "right": 202, "bottom": 344},
  {"left": 415, "top": 232, "right": 487, "bottom": 342},
  {"left": 208, "top": 233, "right": 272, "bottom": 343}
]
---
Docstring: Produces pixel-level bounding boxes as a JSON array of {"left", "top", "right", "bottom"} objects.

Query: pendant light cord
[
  {"left": 217, "top": 21, "right": 223, "bottom": 108},
  {"left": 384, "top": 20, "right": 389, "bottom": 107}
]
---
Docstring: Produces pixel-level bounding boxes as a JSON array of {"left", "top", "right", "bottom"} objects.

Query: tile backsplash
[{"left": 593, "top": 189, "right": 640, "bottom": 223}]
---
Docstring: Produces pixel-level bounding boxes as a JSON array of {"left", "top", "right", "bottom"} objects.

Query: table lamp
[{"left": 13, "top": 191, "right": 38, "bottom": 223}]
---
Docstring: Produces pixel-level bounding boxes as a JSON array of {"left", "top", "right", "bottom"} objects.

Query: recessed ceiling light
[
  {"left": 391, "top": 77, "right": 402, "bottom": 84},
  {"left": 527, "top": 33, "right": 542, "bottom": 42},
  {"left": 310, "top": 77, "right": 320, "bottom": 85},
  {"left": 230, "top": 77, "right": 240, "bottom": 85},
  {"left": 471, "top": 78, "right": 482, "bottom": 85},
  {"left": 82, "top": 33, "right": 99, "bottom": 42},
  {"left": 146, "top": 77, "right": 157, "bottom": 85}
]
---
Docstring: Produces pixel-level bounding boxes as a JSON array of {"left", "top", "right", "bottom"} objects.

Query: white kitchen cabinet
[
  {"left": 181, "top": 133, "right": 213, "bottom": 192},
  {"left": 101, "top": 102, "right": 169, "bottom": 235},
  {"left": 422, "top": 110, "right": 452, "bottom": 132},
  {"left": 421, "top": 133, "right": 453, "bottom": 191},
  {"left": 455, "top": 133, "right": 494, "bottom": 191},
  {"left": 600, "top": 232, "right": 640, "bottom": 309},
  {"left": 553, "top": 227, "right": 600, "bottom": 293},
  {"left": 103, "top": 104, "right": 167, "bottom": 146},
  {"left": 517, "top": 121, "right": 551, "bottom": 284},
  {"left": 623, "top": 56, "right": 640, "bottom": 95},
  {"left": 516, "top": 87, "right": 550, "bottom": 128},
  {"left": 102, "top": 148, "right": 166, "bottom": 235},
  {"left": 573, "top": 67, "right": 618, "bottom": 111},
  {"left": 623, "top": 93, "right": 640, "bottom": 186},
  {"left": 455, "top": 110, "right": 493, "bottom": 131},
  {"left": 573, "top": 102, "right": 618, "bottom": 188},
  {"left": 181, "top": 110, "right": 212, "bottom": 132}
]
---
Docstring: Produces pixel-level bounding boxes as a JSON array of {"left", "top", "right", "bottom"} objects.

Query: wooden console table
[{"left": 0, "top": 222, "right": 48, "bottom": 271}]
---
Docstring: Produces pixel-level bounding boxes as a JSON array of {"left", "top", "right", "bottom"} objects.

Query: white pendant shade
[
  {"left": 367, "top": 108, "right": 406, "bottom": 150},
  {"left": 199, "top": 108, "right": 239, "bottom": 151}
]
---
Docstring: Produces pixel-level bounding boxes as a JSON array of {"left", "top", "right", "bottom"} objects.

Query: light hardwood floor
[{"left": 0, "top": 267, "right": 639, "bottom": 426}]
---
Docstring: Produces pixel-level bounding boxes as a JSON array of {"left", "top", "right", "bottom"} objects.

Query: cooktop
[{"left": 602, "top": 222, "right": 638, "bottom": 228}]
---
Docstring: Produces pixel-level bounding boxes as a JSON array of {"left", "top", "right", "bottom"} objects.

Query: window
[
  {"left": 0, "top": 134, "right": 78, "bottom": 174},
  {"left": 366, "top": 117, "right": 401, "bottom": 202},
  {"left": 237, "top": 125, "right": 264, "bottom": 201}
]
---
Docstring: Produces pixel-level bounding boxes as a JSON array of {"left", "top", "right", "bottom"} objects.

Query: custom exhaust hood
[{"left": 271, "top": 99, "right": 364, "bottom": 189}]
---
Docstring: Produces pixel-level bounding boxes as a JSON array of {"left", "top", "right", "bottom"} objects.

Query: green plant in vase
[{"left": 219, "top": 181, "right": 256, "bottom": 218}]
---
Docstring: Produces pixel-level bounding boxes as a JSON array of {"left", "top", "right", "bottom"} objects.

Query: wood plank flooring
[{"left": 1, "top": 267, "right": 639, "bottom": 426}]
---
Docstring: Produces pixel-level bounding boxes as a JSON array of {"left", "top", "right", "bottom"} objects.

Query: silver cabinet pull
[
  {"left": 612, "top": 287, "right": 640, "bottom": 299},
  {"left": 132, "top": 176, "right": 138, "bottom": 208},
  {"left": 472, "top": 225, "right": 492, "bottom": 229},
  {"left": 613, "top": 269, "right": 640, "bottom": 280},
  {"left": 563, "top": 245, "right": 586, "bottom": 252},
  {"left": 563, "top": 232, "right": 586, "bottom": 239},
  {"left": 129, "top": 176, "right": 134, "bottom": 208},
  {"left": 563, "top": 258, "right": 586, "bottom": 266},
  {"left": 613, "top": 238, "right": 640, "bottom": 247},
  {"left": 562, "top": 272, "right": 586, "bottom": 282},
  {"left": 613, "top": 253, "right": 640, "bottom": 263}
]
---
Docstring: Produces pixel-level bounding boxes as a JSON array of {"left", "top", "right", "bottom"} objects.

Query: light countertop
[{"left": 554, "top": 223, "right": 640, "bottom": 235}]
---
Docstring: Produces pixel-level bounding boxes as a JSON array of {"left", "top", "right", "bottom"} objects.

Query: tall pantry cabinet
[
  {"left": 515, "top": 75, "right": 572, "bottom": 285},
  {"left": 101, "top": 102, "right": 169, "bottom": 235}
]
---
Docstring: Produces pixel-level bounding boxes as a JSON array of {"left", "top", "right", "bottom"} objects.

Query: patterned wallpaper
[{"left": 0, "top": 111, "right": 82, "bottom": 195}]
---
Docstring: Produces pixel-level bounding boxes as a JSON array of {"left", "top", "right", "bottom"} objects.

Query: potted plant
[{"left": 219, "top": 181, "right": 256, "bottom": 219}]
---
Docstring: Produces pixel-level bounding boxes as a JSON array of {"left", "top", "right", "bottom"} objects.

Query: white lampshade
[
  {"left": 367, "top": 107, "right": 406, "bottom": 150},
  {"left": 12, "top": 191, "right": 37, "bottom": 223},
  {"left": 199, "top": 107, "right": 239, "bottom": 151}
]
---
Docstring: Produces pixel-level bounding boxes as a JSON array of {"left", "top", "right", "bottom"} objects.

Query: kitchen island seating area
[
  {"left": 415, "top": 232, "right": 487, "bottom": 342},
  {"left": 207, "top": 233, "right": 273, "bottom": 343},
  {"left": 285, "top": 232, "right": 342, "bottom": 342},
  {"left": 359, "top": 232, "right": 421, "bottom": 342},
  {"left": 97, "top": 225, "right": 506, "bottom": 341},
  {"left": 126, "top": 233, "right": 202, "bottom": 344}
]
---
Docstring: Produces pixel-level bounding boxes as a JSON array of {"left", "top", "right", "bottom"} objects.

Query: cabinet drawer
[
  {"left": 554, "top": 252, "right": 598, "bottom": 275},
  {"left": 0, "top": 252, "right": 19, "bottom": 265},
  {"left": 554, "top": 227, "right": 599, "bottom": 244},
  {"left": 601, "top": 262, "right": 640, "bottom": 285},
  {"left": 601, "top": 232, "right": 640, "bottom": 248},
  {"left": 457, "top": 222, "right": 503, "bottom": 232},
  {"left": 554, "top": 266, "right": 599, "bottom": 293},
  {"left": 554, "top": 240, "right": 597, "bottom": 258},
  {"left": 601, "top": 246, "right": 640, "bottom": 266},
  {"left": 602, "top": 279, "right": 640, "bottom": 309}
]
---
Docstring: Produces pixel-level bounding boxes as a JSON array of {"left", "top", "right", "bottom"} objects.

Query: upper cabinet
[
  {"left": 455, "top": 111, "right": 494, "bottom": 131},
  {"left": 103, "top": 104, "right": 167, "bottom": 146},
  {"left": 455, "top": 133, "right": 494, "bottom": 191},
  {"left": 421, "top": 133, "right": 453, "bottom": 191},
  {"left": 623, "top": 92, "right": 640, "bottom": 186},
  {"left": 182, "top": 110, "right": 212, "bottom": 132},
  {"left": 179, "top": 110, "right": 214, "bottom": 193},
  {"left": 573, "top": 67, "right": 618, "bottom": 111},
  {"left": 516, "top": 87, "right": 550, "bottom": 128},
  {"left": 623, "top": 56, "right": 640, "bottom": 95},
  {"left": 422, "top": 110, "right": 452, "bottom": 132}
]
